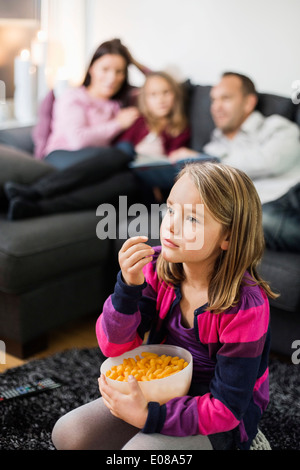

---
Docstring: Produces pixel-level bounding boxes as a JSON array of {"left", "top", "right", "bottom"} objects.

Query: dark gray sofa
[
  {"left": 0, "top": 82, "right": 299, "bottom": 358},
  {"left": 0, "top": 145, "right": 115, "bottom": 358}
]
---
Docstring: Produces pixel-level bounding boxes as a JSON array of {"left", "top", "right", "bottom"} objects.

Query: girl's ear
[{"left": 220, "top": 233, "right": 230, "bottom": 251}]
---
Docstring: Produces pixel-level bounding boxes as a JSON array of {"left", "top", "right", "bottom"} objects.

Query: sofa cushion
[
  {"left": 0, "top": 144, "right": 54, "bottom": 191},
  {"left": 0, "top": 211, "right": 109, "bottom": 293},
  {"left": 0, "top": 126, "right": 34, "bottom": 154},
  {"left": 296, "top": 105, "right": 300, "bottom": 127},
  {"left": 184, "top": 82, "right": 215, "bottom": 151},
  {"left": 256, "top": 93, "right": 299, "bottom": 122},
  {"left": 259, "top": 250, "right": 300, "bottom": 312}
]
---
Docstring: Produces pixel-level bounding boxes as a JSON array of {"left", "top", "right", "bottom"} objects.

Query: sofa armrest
[{"left": 0, "top": 126, "right": 34, "bottom": 155}]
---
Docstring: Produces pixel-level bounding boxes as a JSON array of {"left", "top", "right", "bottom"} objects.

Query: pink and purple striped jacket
[{"left": 96, "top": 247, "right": 270, "bottom": 450}]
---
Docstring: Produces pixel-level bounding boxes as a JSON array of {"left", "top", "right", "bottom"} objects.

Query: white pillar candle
[
  {"left": 31, "top": 30, "right": 48, "bottom": 65},
  {"left": 14, "top": 49, "right": 37, "bottom": 123},
  {"left": 31, "top": 31, "right": 49, "bottom": 103}
]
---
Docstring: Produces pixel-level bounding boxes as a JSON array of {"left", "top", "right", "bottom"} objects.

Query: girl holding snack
[
  {"left": 5, "top": 72, "right": 190, "bottom": 219},
  {"left": 52, "top": 162, "right": 276, "bottom": 450}
]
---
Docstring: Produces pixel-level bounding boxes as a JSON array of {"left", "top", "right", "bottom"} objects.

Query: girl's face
[
  {"left": 88, "top": 54, "right": 127, "bottom": 99},
  {"left": 144, "top": 76, "right": 176, "bottom": 119},
  {"left": 160, "top": 174, "right": 229, "bottom": 265}
]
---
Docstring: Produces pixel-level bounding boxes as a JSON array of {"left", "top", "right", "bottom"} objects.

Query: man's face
[{"left": 210, "top": 75, "right": 255, "bottom": 136}]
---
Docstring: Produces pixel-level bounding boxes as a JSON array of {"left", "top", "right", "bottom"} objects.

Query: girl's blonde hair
[
  {"left": 138, "top": 71, "right": 188, "bottom": 137},
  {"left": 156, "top": 162, "right": 278, "bottom": 313}
]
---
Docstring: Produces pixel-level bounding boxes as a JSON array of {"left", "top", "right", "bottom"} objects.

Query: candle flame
[
  {"left": 37, "top": 30, "right": 47, "bottom": 42},
  {"left": 20, "top": 49, "right": 30, "bottom": 61}
]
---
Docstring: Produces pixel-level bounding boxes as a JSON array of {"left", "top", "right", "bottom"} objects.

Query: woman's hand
[
  {"left": 99, "top": 374, "right": 148, "bottom": 429},
  {"left": 116, "top": 107, "right": 140, "bottom": 130},
  {"left": 122, "top": 45, "right": 149, "bottom": 75},
  {"left": 119, "top": 236, "right": 155, "bottom": 286}
]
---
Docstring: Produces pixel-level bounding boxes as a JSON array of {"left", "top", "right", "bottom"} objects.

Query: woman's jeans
[
  {"left": 44, "top": 147, "right": 105, "bottom": 169},
  {"left": 45, "top": 143, "right": 137, "bottom": 170},
  {"left": 31, "top": 146, "right": 139, "bottom": 214}
]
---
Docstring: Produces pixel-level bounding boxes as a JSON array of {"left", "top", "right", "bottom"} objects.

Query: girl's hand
[
  {"left": 116, "top": 107, "right": 140, "bottom": 130},
  {"left": 99, "top": 374, "right": 148, "bottom": 429},
  {"left": 119, "top": 236, "right": 155, "bottom": 286}
]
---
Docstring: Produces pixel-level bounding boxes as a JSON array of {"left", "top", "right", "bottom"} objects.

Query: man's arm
[{"left": 212, "top": 116, "right": 300, "bottom": 179}]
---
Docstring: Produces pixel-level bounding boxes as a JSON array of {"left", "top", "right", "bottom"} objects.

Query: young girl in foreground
[{"left": 52, "top": 162, "right": 277, "bottom": 450}]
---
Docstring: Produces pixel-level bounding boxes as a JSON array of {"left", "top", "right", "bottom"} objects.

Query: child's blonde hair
[
  {"left": 156, "top": 162, "right": 278, "bottom": 313},
  {"left": 138, "top": 71, "right": 188, "bottom": 137}
]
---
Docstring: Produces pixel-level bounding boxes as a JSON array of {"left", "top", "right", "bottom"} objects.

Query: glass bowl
[{"left": 100, "top": 344, "right": 193, "bottom": 405}]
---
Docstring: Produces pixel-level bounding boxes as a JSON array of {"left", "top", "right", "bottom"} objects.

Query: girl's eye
[
  {"left": 187, "top": 215, "right": 198, "bottom": 224},
  {"left": 167, "top": 206, "right": 174, "bottom": 214}
]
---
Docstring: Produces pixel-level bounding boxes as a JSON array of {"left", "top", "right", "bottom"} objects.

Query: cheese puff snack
[{"left": 105, "top": 351, "right": 189, "bottom": 382}]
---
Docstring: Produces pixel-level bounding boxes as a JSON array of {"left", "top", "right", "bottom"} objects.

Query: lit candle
[
  {"left": 14, "top": 49, "right": 37, "bottom": 123},
  {"left": 31, "top": 30, "right": 47, "bottom": 66},
  {"left": 20, "top": 49, "right": 30, "bottom": 61}
]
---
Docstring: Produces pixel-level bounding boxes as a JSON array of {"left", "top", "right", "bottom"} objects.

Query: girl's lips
[{"left": 162, "top": 238, "right": 179, "bottom": 248}]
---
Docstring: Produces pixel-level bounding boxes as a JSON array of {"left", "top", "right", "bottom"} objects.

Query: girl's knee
[
  {"left": 52, "top": 411, "right": 84, "bottom": 450},
  {"left": 52, "top": 414, "right": 71, "bottom": 450},
  {"left": 52, "top": 398, "right": 106, "bottom": 450}
]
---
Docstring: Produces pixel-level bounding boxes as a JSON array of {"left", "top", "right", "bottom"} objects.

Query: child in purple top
[{"left": 52, "top": 162, "right": 277, "bottom": 450}]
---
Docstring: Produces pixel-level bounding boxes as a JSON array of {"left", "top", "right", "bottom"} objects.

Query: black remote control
[{"left": 0, "top": 378, "right": 61, "bottom": 402}]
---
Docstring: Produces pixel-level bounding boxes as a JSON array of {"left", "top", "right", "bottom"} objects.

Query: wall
[
  {"left": 0, "top": 0, "right": 40, "bottom": 98},
  {"left": 0, "top": 0, "right": 40, "bottom": 19},
  {"left": 85, "top": 0, "right": 300, "bottom": 98},
  {"left": 41, "top": 0, "right": 86, "bottom": 88}
]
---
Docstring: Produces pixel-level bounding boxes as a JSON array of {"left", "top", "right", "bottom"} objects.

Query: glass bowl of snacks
[{"left": 100, "top": 344, "right": 193, "bottom": 404}]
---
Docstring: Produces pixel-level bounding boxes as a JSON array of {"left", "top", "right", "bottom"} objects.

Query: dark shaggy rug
[{"left": 0, "top": 348, "right": 299, "bottom": 450}]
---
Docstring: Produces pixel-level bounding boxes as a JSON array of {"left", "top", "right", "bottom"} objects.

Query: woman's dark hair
[{"left": 82, "top": 38, "right": 131, "bottom": 103}]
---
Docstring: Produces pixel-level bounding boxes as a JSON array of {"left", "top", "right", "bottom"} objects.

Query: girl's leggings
[{"left": 51, "top": 396, "right": 235, "bottom": 450}]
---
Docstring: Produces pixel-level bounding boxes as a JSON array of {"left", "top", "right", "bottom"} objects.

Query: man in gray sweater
[{"left": 170, "top": 72, "right": 300, "bottom": 252}]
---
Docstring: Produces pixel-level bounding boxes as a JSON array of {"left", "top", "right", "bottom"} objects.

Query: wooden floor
[
  {"left": 0, "top": 315, "right": 99, "bottom": 374},
  {"left": 0, "top": 315, "right": 289, "bottom": 374}
]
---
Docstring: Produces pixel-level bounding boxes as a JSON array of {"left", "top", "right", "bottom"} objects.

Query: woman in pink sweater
[{"left": 32, "top": 38, "right": 148, "bottom": 169}]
